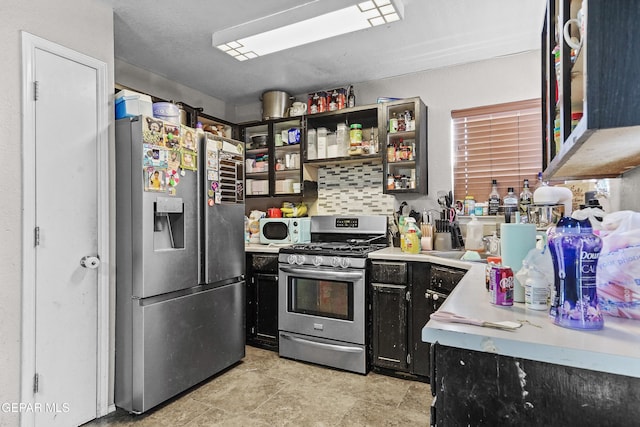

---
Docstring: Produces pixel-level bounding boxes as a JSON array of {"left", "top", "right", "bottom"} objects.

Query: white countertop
[
  {"left": 368, "top": 247, "right": 472, "bottom": 269},
  {"left": 420, "top": 260, "right": 640, "bottom": 378},
  {"left": 244, "top": 243, "right": 289, "bottom": 253}
]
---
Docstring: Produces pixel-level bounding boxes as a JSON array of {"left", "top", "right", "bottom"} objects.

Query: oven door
[{"left": 278, "top": 264, "right": 366, "bottom": 345}]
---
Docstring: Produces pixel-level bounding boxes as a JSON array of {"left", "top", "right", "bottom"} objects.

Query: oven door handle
[
  {"left": 279, "top": 266, "right": 364, "bottom": 281},
  {"left": 280, "top": 334, "right": 363, "bottom": 353}
]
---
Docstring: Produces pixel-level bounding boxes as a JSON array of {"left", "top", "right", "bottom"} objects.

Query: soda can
[{"left": 489, "top": 265, "right": 514, "bottom": 306}]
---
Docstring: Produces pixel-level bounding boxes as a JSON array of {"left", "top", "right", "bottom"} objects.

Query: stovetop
[{"left": 280, "top": 241, "right": 388, "bottom": 258}]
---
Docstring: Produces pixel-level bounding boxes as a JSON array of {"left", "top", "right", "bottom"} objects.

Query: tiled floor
[{"left": 84, "top": 345, "right": 432, "bottom": 426}]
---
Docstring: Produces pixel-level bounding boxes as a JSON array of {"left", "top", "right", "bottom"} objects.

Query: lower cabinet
[
  {"left": 372, "top": 282, "right": 409, "bottom": 371},
  {"left": 430, "top": 343, "right": 640, "bottom": 426},
  {"left": 370, "top": 260, "right": 466, "bottom": 381},
  {"left": 246, "top": 253, "right": 279, "bottom": 350}
]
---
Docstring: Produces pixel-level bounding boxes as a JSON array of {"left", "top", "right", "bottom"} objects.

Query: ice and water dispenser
[{"left": 153, "top": 196, "right": 185, "bottom": 249}]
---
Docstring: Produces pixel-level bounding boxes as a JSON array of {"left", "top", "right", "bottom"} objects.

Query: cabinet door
[
  {"left": 272, "top": 119, "right": 303, "bottom": 195},
  {"left": 243, "top": 119, "right": 303, "bottom": 197},
  {"left": 410, "top": 263, "right": 431, "bottom": 377},
  {"left": 381, "top": 97, "right": 428, "bottom": 194},
  {"left": 243, "top": 122, "right": 270, "bottom": 197},
  {"left": 245, "top": 254, "right": 257, "bottom": 340},
  {"left": 372, "top": 283, "right": 408, "bottom": 371},
  {"left": 255, "top": 273, "right": 279, "bottom": 342}
]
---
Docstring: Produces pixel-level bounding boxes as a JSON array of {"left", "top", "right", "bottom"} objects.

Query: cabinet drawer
[
  {"left": 251, "top": 254, "right": 279, "bottom": 272},
  {"left": 429, "top": 265, "right": 466, "bottom": 293},
  {"left": 371, "top": 261, "right": 408, "bottom": 284}
]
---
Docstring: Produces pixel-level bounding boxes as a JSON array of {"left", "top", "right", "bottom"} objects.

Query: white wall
[
  {"left": 0, "top": 1, "right": 114, "bottom": 425},
  {"left": 115, "top": 60, "right": 229, "bottom": 120}
]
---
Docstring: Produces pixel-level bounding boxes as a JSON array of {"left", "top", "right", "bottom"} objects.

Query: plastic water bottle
[{"left": 548, "top": 217, "right": 604, "bottom": 330}]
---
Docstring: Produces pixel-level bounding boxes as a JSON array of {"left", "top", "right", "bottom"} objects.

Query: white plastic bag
[{"left": 596, "top": 210, "right": 640, "bottom": 319}]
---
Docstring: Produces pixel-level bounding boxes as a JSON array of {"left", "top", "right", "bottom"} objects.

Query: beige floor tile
[
  {"left": 84, "top": 346, "right": 432, "bottom": 427},
  {"left": 339, "top": 399, "right": 430, "bottom": 426}
]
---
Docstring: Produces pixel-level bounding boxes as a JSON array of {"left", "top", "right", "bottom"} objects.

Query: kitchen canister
[
  {"left": 500, "top": 222, "right": 537, "bottom": 302},
  {"left": 152, "top": 102, "right": 180, "bottom": 125}
]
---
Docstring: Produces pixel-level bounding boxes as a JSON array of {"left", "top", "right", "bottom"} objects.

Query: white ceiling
[{"left": 100, "top": 0, "right": 546, "bottom": 106}]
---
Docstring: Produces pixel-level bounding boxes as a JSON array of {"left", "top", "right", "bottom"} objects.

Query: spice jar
[{"left": 348, "top": 123, "right": 363, "bottom": 156}]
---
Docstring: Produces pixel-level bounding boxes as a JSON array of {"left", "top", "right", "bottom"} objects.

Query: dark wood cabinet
[
  {"left": 241, "top": 118, "right": 303, "bottom": 198},
  {"left": 370, "top": 261, "right": 466, "bottom": 380},
  {"left": 245, "top": 253, "right": 279, "bottom": 350},
  {"left": 372, "top": 282, "right": 409, "bottom": 371},
  {"left": 371, "top": 261, "right": 409, "bottom": 372},
  {"left": 542, "top": 0, "right": 640, "bottom": 180},
  {"left": 380, "top": 97, "right": 428, "bottom": 195},
  {"left": 430, "top": 343, "right": 640, "bottom": 426},
  {"left": 408, "top": 262, "right": 431, "bottom": 378}
]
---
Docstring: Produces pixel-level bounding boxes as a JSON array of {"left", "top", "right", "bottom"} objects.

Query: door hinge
[
  {"left": 34, "top": 226, "right": 40, "bottom": 246},
  {"left": 407, "top": 354, "right": 412, "bottom": 365},
  {"left": 406, "top": 290, "right": 411, "bottom": 302},
  {"left": 34, "top": 81, "right": 39, "bottom": 101},
  {"left": 33, "top": 373, "right": 39, "bottom": 393}
]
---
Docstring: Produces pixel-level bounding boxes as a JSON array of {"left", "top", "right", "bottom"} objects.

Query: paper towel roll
[{"left": 500, "top": 223, "right": 537, "bottom": 302}]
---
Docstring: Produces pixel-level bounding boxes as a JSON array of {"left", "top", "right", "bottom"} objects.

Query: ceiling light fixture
[{"left": 213, "top": 0, "right": 404, "bottom": 61}]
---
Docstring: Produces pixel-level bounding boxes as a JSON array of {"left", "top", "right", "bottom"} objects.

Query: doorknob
[{"left": 80, "top": 256, "right": 100, "bottom": 269}]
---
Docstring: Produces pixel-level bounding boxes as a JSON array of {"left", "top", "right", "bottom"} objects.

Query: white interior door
[{"left": 21, "top": 32, "right": 110, "bottom": 427}]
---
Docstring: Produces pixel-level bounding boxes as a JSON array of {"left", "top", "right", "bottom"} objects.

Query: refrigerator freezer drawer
[{"left": 115, "top": 281, "right": 245, "bottom": 413}]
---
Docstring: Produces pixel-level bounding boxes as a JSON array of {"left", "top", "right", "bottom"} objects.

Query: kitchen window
[{"left": 452, "top": 99, "right": 542, "bottom": 201}]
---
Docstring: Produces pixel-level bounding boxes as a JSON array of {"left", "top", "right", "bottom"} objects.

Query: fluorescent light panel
[{"left": 214, "top": 0, "right": 402, "bottom": 61}]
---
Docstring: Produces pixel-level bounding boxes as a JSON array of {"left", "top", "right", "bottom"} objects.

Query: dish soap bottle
[
  {"left": 548, "top": 217, "right": 604, "bottom": 330},
  {"left": 402, "top": 217, "right": 421, "bottom": 254},
  {"left": 488, "top": 179, "right": 500, "bottom": 216}
]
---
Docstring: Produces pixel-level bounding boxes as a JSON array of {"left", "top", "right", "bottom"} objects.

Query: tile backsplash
[{"left": 315, "top": 162, "right": 395, "bottom": 215}]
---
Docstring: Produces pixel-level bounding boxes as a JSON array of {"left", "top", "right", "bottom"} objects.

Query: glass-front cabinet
[
  {"left": 243, "top": 118, "right": 303, "bottom": 197},
  {"left": 381, "top": 97, "right": 428, "bottom": 194},
  {"left": 541, "top": 0, "right": 640, "bottom": 180},
  {"left": 303, "top": 104, "right": 381, "bottom": 165}
]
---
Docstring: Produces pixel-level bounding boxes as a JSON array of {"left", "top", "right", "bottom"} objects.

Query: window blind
[{"left": 452, "top": 99, "right": 542, "bottom": 204}]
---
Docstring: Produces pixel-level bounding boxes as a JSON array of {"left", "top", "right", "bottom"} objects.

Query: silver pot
[
  {"left": 261, "top": 90, "right": 294, "bottom": 120},
  {"left": 527, "top": 203, "right": 565, "bottom": 229}
]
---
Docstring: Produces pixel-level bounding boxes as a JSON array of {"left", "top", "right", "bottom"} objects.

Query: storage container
[
  {"left": 152, "top": 102, "right": 180, "bottom": 124},
  {"left": 316, "top": 127, "right": 327, "bottom": 159},
  {"left": 115, "top": 89, "right": 153, "bottom": 119},
  {"left": 326, "top": 132, "right": 338, "bottom": 158},
  {"left": 307, "top": 129, "right": 317, "bottom": 160}
]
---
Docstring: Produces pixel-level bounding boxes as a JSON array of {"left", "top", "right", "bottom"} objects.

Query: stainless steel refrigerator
[{"left": 114, "top": 116, "right": 245, "bottom": 414}]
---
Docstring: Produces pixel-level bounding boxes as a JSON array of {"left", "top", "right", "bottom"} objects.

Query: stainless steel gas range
[{"left": 278, "top": 215, "right": 388, "bottom": 374}]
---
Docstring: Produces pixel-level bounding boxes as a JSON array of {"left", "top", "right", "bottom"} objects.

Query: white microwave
[{"left": 259, "top": 218, "right": 311, "bottom": 244}]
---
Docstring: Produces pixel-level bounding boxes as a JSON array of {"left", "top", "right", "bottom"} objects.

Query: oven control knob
[
  {"left": 340, "top": 258, "right": 351, "bottom": 268},
  {"left": 296, "top": 255, "right": 306, "bottom": 265},
  {"left": 287, "top": 254, "right": 297, "bottom": 265},
  {"left": 312, "top": 256, "right": 323, "bottom": 266},
  {"left": 331, "top": 257, "right": 341, "bottom": 267}
]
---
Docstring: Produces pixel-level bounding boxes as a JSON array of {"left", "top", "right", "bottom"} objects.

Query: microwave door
[{"left": 260, "top": 220, "right": 290, "bottom": 244}]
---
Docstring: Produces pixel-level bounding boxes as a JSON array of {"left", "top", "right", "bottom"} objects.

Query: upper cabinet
[
  {"left": 242, "top": 118, "right": 303, "bottom": 197},
  {"left": 303, "top": 104, "right": 382, "bottom": 166},
  {"left": 542, "top": 0, "right": 640, "bottom": 180},
  {"left": 381, "top": 97, "right": 428, "bottom": 194}
]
